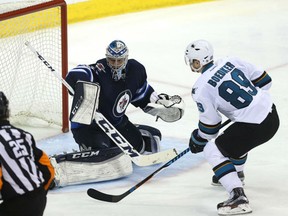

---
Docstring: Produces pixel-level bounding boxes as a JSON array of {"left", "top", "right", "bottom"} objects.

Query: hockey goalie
[{"left": 49, "top": 40, "right": 185, "bottom": 188}]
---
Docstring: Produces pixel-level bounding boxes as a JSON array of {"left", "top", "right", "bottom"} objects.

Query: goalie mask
[
  {"left": 0, "top": 91, "right": 9, "bottom": 120},
  {"left": 184, "top": 39, "right": 214, "bottom": 73},
  {"left": 106, "top": 40, "right": 129, "bottom": 81}
]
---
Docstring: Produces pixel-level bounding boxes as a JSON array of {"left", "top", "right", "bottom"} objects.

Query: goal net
[{"left": 0, "top": 0, "right": 69, "bottom": 133}]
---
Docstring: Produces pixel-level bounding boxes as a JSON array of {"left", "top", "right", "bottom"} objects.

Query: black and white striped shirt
[{"left": 0, "top": 120, "right": 52, "bottom": 200}]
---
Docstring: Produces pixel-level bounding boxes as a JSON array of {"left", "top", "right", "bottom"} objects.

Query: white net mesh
[
  {"left": 0, "top": 0, "right": 66, "bottom": 128},
  {"left": 0, "top": 0, "right": 54, "bottom": 14}
]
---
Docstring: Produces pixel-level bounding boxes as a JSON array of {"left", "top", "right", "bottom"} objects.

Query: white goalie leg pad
[
  {"left": 70, "top": 80, "right": 100, "bottom": 125},
  {"left": 50, "top": 153, "right": 132, "bottom": 187}
]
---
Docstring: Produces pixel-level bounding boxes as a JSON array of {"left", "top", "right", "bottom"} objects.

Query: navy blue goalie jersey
[{"left": 66, "top": 58, "right": 155, "bottom": 128}]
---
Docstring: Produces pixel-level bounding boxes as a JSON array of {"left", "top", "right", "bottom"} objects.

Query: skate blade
[{"left": 218, "top": 203, "right": 252, "bottom": 215}]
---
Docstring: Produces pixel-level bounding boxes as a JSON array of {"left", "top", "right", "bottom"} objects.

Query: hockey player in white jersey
[{"left": 184, "top": 40, "right": 279, "bottom": 215}]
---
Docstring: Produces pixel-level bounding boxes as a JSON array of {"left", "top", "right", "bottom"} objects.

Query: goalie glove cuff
[{"left": 149, "top": 91, "right": 159, "bottom": 103}]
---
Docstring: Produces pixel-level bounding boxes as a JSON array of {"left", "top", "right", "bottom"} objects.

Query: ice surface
[{"left": 33, "top": 0, "right": 288, "bottom": 215}]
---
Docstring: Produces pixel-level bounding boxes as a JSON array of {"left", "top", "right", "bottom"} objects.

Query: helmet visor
[{"left": 185, "top": 58, "right": 202, "bottom": 73}]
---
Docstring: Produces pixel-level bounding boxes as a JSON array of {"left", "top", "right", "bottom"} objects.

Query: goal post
[{"left": 0, "top": 0, "right": 69, "bottom": 133}]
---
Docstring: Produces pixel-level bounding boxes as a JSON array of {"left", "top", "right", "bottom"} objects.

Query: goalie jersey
[
  {"left": 193, "top": 56, "right": 273, "bottom": 140},
  {"left": 65, "top": 58, "right": 155, "bottom": 128}
]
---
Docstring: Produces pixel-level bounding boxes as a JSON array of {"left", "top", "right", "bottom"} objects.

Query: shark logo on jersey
[{"left": 113, "top": 90, "right": 132, "bottom": 117}]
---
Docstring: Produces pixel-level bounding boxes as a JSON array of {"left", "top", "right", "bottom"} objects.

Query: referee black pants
[{"left": 0, "top": 187, "right": 47, "bottom": 216}]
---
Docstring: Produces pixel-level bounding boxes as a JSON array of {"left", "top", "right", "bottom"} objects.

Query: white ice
[{"left": 35, "top": 0, "right": 288, "bottom": 215}]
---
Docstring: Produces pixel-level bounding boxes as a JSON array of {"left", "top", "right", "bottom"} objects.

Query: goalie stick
[
  {"left": 87, "top": 119, "right": 232, "bottom": 202},
  {"left": 24, "top": 41, "right": 177, "bottom": 167}
]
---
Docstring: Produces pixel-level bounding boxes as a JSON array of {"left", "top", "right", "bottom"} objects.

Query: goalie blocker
[{"left": 69, "top": 80, "right": 100, "bottom": 125}]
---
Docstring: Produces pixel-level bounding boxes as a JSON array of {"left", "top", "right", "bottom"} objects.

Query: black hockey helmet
[{"left": 0, "top": 91, "right": 9, "bottom": 119}]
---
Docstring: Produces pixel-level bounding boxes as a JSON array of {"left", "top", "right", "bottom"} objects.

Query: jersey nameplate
[{"left": 208, "top": 62, "right": 235, "bottom": 87}]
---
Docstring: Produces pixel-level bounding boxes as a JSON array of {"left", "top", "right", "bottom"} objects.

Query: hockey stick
[
  {"left": 24, "top": 41, "right": 177, "bottom": 167},
  {"left": 87, "top": 119, "right": 232, "bottom": 202}
]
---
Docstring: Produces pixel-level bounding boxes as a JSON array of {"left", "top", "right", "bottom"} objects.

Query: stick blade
[
  {"left": 132, "top": 148, "right": 178, "bottom": 166},
  {"left": 87, "top": 188, "right": 124, "bottom": 203}
]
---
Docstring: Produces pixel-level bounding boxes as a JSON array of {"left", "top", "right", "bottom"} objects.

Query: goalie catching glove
[{"left": 143, "top": 93, "right": 185, "bottom": 122}]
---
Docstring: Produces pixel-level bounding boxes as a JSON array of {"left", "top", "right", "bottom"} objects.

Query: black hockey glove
[{"left": 189, "top": 129, "right": 208, "bottom": 154}]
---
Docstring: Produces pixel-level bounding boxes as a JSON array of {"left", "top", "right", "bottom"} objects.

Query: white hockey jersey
[{"left": 192, "top": 56, "right": 273, "bottom": 140}]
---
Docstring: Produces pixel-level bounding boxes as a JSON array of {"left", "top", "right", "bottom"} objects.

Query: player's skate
[
  {"left": 217, "top": 187, "right": 252, "bottom": 215},
  {"left": 212, "top": 171, "right": 245, "bottom": 186}
]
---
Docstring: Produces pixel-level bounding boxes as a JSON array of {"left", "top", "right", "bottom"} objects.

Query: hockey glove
[
  {"left": 156, "top": 93, "right": 173, "bottom": 105},
  {"left": 143, "top": 93, "right": 185, "bottom": 122},
  {"left": 189, "top": 129, "right": 208, "bottom": 154}
]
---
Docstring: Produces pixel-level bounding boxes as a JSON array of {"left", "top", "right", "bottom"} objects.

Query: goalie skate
[{"left": 217, "top": 187, "right": 252, "bottom": 215}]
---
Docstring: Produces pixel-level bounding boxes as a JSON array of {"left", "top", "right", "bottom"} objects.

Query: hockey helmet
[{"left": 184, "top": 39, "right": 214, "bottom": 73}]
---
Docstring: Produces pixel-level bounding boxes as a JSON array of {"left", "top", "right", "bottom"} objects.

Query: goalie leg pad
[{"left": 50, "top": 153, "right": 132, "bottom": 188}]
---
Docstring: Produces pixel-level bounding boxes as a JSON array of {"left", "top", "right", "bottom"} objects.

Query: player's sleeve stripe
[
  {"left": 252, "top": 71, "right": 271, "bottom": 88},
  {"left": 198, "top": 121, "right": 222, "bottom": 135}
]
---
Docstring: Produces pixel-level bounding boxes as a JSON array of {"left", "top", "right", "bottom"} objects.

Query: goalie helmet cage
[{"left": 0, "top": 0, "right": 69, "bottom": 132}]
